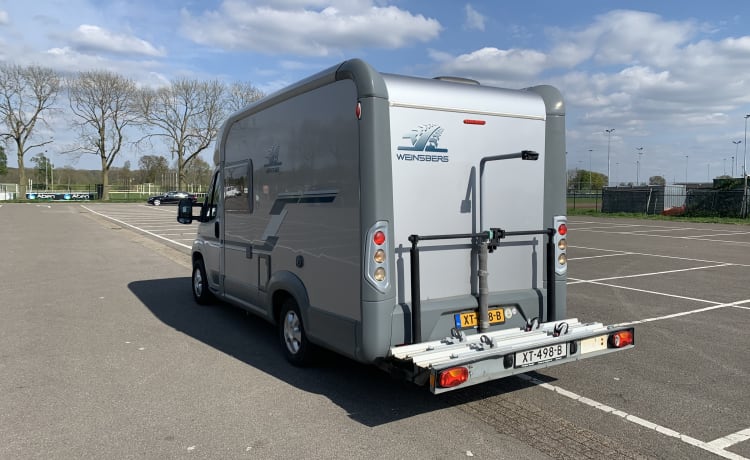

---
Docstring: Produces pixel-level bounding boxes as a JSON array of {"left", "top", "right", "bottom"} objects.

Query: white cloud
[
  {"left": 429, "top": 47, "right": 547, "bottom": 85},
  {"left": 464, "top": 4, "right": 485, "bottom": 32},
  {"left": 0, "top": 10, "right": 9, "bottom": 25},
  {"left": 179, "top": 0, "right": 442, "bottom": 56},
  {"left": 69, "top": 24, "right": 166, "bottom": 58}
]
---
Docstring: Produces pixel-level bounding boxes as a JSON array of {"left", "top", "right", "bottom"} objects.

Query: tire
[
  {"left": 192, "top": 258, "right": 213, "bottom": 305},
  {"left": 153, "top": 199, "right": 161, "bottom": 206},
  {"left": 279, "top": 298, "right": 315, "bottom": 366}
]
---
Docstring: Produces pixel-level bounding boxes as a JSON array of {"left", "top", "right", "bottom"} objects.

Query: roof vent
[{"left": 433, "top": 76, "right": 480, "bottom": 85}]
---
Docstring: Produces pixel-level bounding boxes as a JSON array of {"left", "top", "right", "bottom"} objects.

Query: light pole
[
  {"left": 636, "top": 147, "right": 644, "bottom": 185},
  {"left": 733, "top": 140, "right": 742, "bottom": 176},
  {"left": 732, "top": 156, "right": 735, "bottom": 177},
  {"left": 685, "top": 155, "right": 689, "bottom": 184},
  {"left": 744, "top": 114, "right": 749, "bottom": 177},
  {"left": 605, "top": 129, "right": 615, "bottom": 187},
  {"left": 588, "top": 149, "right": 593, "bottom": 190},
  {"left": 615, "top": 162, "right": 620, "bottom": 186}
]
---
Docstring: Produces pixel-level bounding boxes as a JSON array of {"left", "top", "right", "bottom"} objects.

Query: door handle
[{"left": 214, "top": 221, "right": 220, "bottom": 238}]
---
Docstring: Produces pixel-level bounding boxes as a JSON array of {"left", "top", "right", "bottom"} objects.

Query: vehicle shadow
[{"left": 128, "top": 277, "right": 545, "bottom": 427}]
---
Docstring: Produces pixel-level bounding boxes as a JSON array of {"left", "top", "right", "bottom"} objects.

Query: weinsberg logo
[{"left": 396, "top": 124, "right": 449, "bottom": 163}]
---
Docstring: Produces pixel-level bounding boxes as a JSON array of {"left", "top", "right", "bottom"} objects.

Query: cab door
[{"left": 197, "top": 170, "right": 223, "bottom": 296}]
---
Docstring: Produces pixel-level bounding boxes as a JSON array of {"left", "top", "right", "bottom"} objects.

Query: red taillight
[
  {"left": 463, "top": 119, "right": 486, "bottom": 125},
  {"left": 438, "top": 367, "right": 469, "bottom": 388},
  {"left": 373, "top": 230, "right": 385, "bottom": 245},
  {"left": 355, "top": 102, "right": 362, "bottom": 120},
  {"left": 558, "top": 223, "right": 568, "bottom": 236},
  {"left": 609, "top": 330, "right": 634, "bottom": 348}
]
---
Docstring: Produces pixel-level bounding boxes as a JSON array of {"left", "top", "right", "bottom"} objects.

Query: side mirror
[{"left": 177, "top": 198, "right": 198, "bottom": 224}]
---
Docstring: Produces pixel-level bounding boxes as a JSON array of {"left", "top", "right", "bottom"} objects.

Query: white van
[{"left": 177, "top": 59, "right": 633, "bottom": 393}]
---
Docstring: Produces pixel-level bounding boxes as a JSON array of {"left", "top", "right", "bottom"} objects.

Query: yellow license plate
[{"left": 454, "top": 308, "right": 506, "bottom": 329}]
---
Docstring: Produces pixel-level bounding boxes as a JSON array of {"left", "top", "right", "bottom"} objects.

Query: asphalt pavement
[{"left": 2, "top": 203, "right": 748, "bottom": 459}]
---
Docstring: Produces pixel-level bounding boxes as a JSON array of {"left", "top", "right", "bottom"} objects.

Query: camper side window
[{"left": 224, "top": 161, "right": 253, "bottom": 214}]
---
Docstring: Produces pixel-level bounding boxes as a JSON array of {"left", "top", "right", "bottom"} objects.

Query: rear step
[{"left": 390, "top": 318, "right": 624, "bottom": 369}]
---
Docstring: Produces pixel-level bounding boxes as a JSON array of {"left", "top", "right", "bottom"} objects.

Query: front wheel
[
  {"left": 192, "top": 258, "right": 213, "bottom": 305},
  {"left": 153, "top": 199, "right": 161, "bottom": 206},
  {"left": 279, "top": 298, "right": 315, "bottom": 366}
]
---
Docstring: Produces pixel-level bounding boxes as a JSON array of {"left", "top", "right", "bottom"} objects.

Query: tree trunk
[
  {"left": 17, "top": 151, "right": 27, "bottom": 198},
  {"left": 101, "top": 157, "right": 109, "bottom": 200}
]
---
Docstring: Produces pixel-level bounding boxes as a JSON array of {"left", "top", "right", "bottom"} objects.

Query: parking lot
[{"left": 2, "top": 202, "right": 749, "bottom": 459}]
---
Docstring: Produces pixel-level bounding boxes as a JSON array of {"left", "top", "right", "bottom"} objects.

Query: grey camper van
[{"left": 177, "top": 59, "right": 633, "bottom": 393}]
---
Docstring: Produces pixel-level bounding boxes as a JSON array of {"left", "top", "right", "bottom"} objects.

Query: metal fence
[{"left": 569, "top": 185, "right": 750, "bottom": 218}]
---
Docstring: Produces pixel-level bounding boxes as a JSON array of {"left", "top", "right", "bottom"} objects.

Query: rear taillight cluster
[
  {"left": 553, "top": 216, "right": 567, "bottom": 275},
  {"left": 365, "top": 222, "right": 389, "bottom": 292}
]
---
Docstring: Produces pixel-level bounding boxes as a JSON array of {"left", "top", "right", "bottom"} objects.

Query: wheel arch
[{"left": 267, "top": 271, "right": 311, "bottom": 327}]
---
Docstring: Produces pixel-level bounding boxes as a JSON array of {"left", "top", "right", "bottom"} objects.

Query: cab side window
[{"left": 202, "top": 171, "right": 220, "bottom": 221}]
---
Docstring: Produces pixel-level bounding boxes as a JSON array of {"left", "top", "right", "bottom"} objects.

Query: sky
[{"left": 1, "top": 0, "right": 750, "bottom": 184}]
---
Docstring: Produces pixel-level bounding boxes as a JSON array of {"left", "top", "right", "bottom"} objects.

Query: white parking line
[
  {"left": 82, "top": 205, "right": 191, "bottom": 249},
  {"left": 612, "top": 299, "right": 750, "bottom": 327},
  {"left": 570, "top": 245, "right": 750, "bottom": 268},
  {"left": 567, "top": 263, "right": 734, "bottom": 284},
  {"left": 567, "top": 252, "right": 631, "bottom": 261},
  {"left": 708, "top": 428, "right": 750, "bottom": 450},
  {"left": 567, "top": 278, "right": 718, "bottom": 305},
  {"left": 572, "top": 228, "right": 750, "bottom": 246},
  {"left": 517, "top": 374, "right": 749, "bottom": 460}
]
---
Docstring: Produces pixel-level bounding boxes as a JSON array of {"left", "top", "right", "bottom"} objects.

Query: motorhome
[{"left": 177, "top": 59, "right": 634, "bottom": 393}]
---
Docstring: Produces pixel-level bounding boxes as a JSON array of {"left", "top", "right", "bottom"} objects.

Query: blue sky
[{"left": 1, "top": 0, "right": 750, "bottom": 183}]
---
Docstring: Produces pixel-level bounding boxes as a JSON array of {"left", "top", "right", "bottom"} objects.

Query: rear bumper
[{"left": 388, "top": 319, "right": 634, "bottom": 394}]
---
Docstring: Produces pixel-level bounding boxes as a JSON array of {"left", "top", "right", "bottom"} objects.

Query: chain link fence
[{"left": 569, "top": 184, "right": 749, "bottom": 218}]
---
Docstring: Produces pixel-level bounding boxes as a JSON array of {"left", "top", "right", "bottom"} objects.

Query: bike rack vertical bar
[
  {"left": 408, "top": 235, "right": 422, "bottom": 344},
  {"left": 546, "top": 228, "right": 556, "bottom": 321}
]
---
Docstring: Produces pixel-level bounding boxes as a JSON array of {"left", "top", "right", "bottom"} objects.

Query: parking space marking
[
  {"left": 567, "top": 252, "right": 631, "bottom": 261},
  {"left": 568, "top": 263, "right": 734, "bottom": 284},
  {"left": 82, "top": 205, "right": 191, "bottom": 249},
  {"left": 516, "top": 374, "right": 749, "bottom": 460},
  {"left": 570, "top": 245, "right": 750, "bottom": 268},
  {"left": 572, "top": 228, "right": 750, "bottom": 246},
  {"left": 708, "top": 428, "right": 750, "bottom": 450},
  {"left": 612, "top": 299, "right": 750, "bottom": 328},
  {"left": 568, "top": 278, "right": 718, "bottom": 305}
]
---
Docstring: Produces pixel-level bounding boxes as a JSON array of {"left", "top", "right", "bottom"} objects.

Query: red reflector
[
  {"left": 463, "top": 119, "right": 486, "bottom": 125},
  {"left": 355, "top": 102, "right": 362, "bottom": 120},
  {"left": 373, "top": 230, "right": 385, "bottom": 245},
  {"left": 557, "top": 223, "right": 568, "bottom": 236},
  {"left": 609, "top": 330, "right": 634, "bottom": 348},
  {"left": 438, "top": 367, "right": 469, "bottom": 388}
]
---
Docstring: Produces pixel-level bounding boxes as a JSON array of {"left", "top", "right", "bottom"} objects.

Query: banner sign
[{"left": 26, "top": 193, "right": 94, "bottom": 201}]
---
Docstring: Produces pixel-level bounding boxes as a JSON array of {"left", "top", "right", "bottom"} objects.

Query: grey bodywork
[{"left": 192, "top": 59, "right": 569, "bottom": 364}]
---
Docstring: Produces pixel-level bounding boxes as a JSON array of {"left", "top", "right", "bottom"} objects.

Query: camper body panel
[
  {"left": 381, "top": 74, "right": 549, "bottom": 348},
  {"left": 207, "top": 77, "right": 368, "bottom": 358},
  {"left": 180, "top": 59, "right": 631, "bottom": 392}
]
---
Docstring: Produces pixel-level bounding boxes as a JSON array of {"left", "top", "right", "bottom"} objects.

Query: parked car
[{"left": 147, "top": 191, "right": 197, "bottom": 206}]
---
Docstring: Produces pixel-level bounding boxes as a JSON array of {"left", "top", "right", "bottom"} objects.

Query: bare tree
[
  {"left": 226, "top": 81, "right": 265, "bottom": 113},
  {"left": 67, "top": 70, "right": 139, "bottom": 200},
  {"left": 138, "top": 154, "right": 169, "bottom": 184},
  {"left": 0, "top": 63, "right": 61, "bottom": 196},
  {"left": 139, "top": 79, "right": 226, "bottom": 190}
]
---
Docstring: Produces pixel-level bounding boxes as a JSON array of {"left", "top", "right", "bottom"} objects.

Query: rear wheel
[
  {"left": 279, "top": 298, "right": 314, "bottom": 366},
  {"left": 192, "top": 258, "right": 213, "bottom": 305}
]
